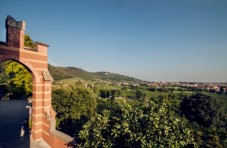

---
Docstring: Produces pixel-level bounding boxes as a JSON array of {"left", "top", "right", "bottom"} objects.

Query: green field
[{"left": 54, "top": 77, "right": 227, "bottom": 110}]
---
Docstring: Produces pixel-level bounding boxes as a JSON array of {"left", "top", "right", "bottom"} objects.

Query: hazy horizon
[
  {"left": 1, "top": 0, "right": 227, "bottom": 82},
  {"left": 50, "top": 63, "right": 227, "bottom": 83}
]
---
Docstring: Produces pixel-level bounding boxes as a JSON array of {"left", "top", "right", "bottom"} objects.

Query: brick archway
[
  {"left": 0, "top": 16, "right": 72, "bottom": 147},
  {"left": 0, "top": 55, "right": 40, "bottom": 83}
]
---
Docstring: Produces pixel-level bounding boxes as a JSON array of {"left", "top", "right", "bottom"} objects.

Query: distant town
[{"left": 100, "top": 80, "right": 227, "bottom": 94}]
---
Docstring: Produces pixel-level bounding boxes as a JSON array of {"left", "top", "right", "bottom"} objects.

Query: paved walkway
[
  {"left": 30, "top": 139, "right": 50, "bottom": 148},
  {"left": 0, "top": 99, "right": 30, "bottom": 148}
]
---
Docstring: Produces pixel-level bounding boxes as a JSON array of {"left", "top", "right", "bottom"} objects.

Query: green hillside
[
  {"left": 48, "top": 64, "right": 74, "bottom": 80},
  {"left": 48, "top": 64, "right": 142, "bottom": 83},
  {"left": 97, "top": 72, "right": 141, "bottom": 83}
]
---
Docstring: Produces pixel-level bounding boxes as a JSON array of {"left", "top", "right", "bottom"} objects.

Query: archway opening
[{"left": 0, "top": 60, "right": 32, "bottom": 147}]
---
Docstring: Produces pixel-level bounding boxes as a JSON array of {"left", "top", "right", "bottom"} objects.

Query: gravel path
[{"left": 0, "top": 99, "right": 30, "bottom": 148}]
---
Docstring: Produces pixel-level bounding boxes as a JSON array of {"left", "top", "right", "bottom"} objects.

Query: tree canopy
[
  {"left": 75, "top": 99, "right": 197, "bottom": 147},
  {"left": 180, "top": 93, "right": 227, "bottom": 128},
  {"left": 1, "top": 60, "right": 32, "bottom": 98},
  {"left": 52, "top": 84, "right": 97, "bottom": 136},
  {"left": 24, "top": 34, "right": 34, "bottom": 47}
]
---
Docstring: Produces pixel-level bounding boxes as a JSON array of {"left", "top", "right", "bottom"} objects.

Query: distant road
[{"left": 0, "top": 99, "right": 30, "bottom": 148}]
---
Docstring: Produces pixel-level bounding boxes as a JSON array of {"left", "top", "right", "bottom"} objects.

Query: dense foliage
[
  {"left": 75, "top": 99, "right": 197, "bottom": 147},
  {"left": 52, "top": 84, "right": 97, "bottom": 136},
  {"left": 99, "top": 89, "right": 121, "bottom": 100},
  {"left": 0, "top": 62, "right": 7, "bottom": 83},
  {"left": 219, "top": 87, "right": 226, "bottom": 95},
  {"left": 180, "top": 93, "right": 227, "bottom": 147},
  {"left": 24, "top": 34, "right": 34, "bottom": 47},
  {"left": 51, "top": 75, "right": 227, "bottom": 147},
  {"left": 180, "top": 93, "right": 227, "bottom": 128},
  {"left": 0, "top": 60, "right": 32, "bottom": 98}
]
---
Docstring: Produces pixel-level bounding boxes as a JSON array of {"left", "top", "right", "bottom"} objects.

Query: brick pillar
[{"left": 5, "top": 15, "right": 26, "bottom": 48}]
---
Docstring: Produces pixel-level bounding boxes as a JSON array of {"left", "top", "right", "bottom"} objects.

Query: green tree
[
  {"left": 24, "top": 34, "right": 34, "bottom": 47},
  {"left": 135, "top": 89, "right": 146, "bottom": 100},
  {"left": 99, "top": 89, "right": 121, "bottom": 100},
  {"left": 110, "top": 89, "right": 122, "bottom": 100},
  {"left": 0, "top": 62, "right": 8, "bottom": 83},
  {"left": 52, "top": 84, "right": 97, "bottom": 136},
  {"left": 76, "top": 99, "right": 197, "bottom": 147},
  {"left": 4, "top": 60, "right": 32, "bottom": 98},
  {"left": 180, "top": 93, "right": 227, "bottom": 128},
  {"left": 148, "top": 87, "right": 156, "bottom": 91},
  {"left": 219, "top": 86, "right": 225, "bottom": 95},
  {"left": 99, "top": 89, "right": 111, "bottom": 99}
]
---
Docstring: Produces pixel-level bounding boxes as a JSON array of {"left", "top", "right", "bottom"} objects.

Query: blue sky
[{"left": 0, "top": 0, "right": 227, "bottom": 82}]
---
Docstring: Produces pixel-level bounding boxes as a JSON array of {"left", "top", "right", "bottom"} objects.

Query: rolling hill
[{"left": 48, "top": 64, "right": 142, "bottom": 83}]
